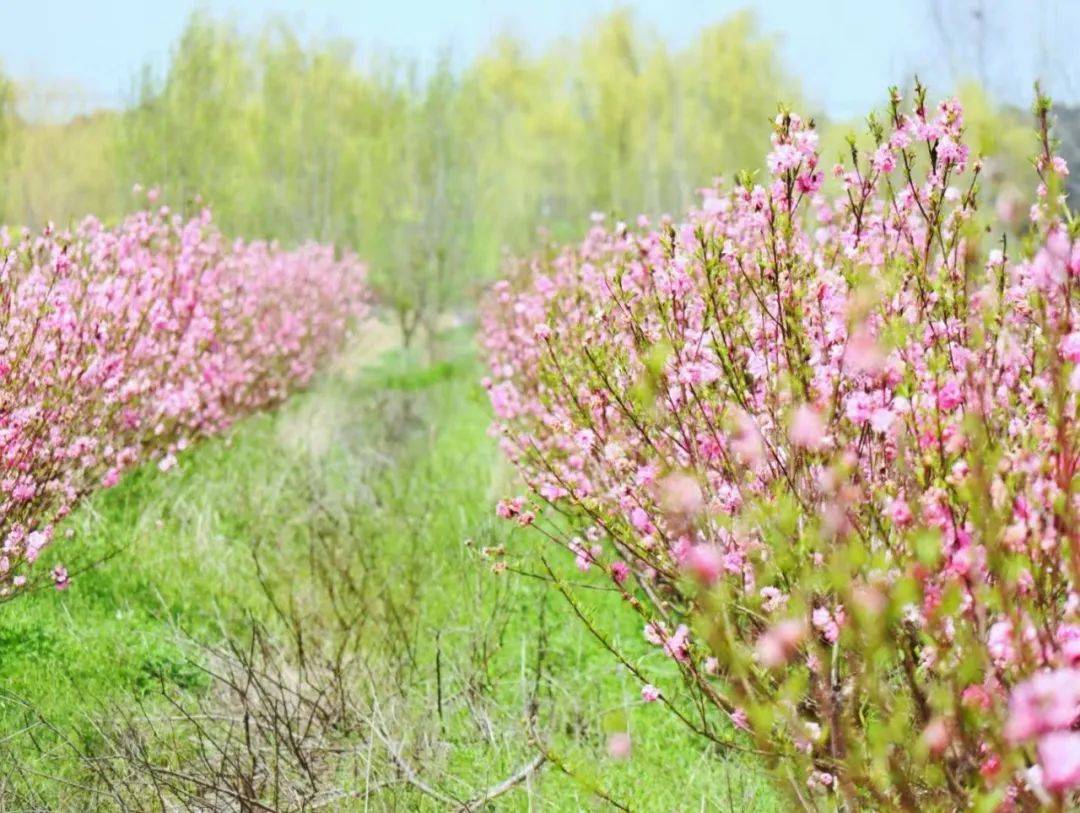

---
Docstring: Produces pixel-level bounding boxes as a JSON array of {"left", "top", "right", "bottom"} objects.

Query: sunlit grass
[{"left": 0, "top": 325, "right": 779, "bottom": 810}]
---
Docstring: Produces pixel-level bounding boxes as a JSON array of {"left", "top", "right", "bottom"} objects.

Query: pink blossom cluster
[
  {"left": 0, "top": 202, "right": 366, "bottom": 594},
  {"left": 483, "top": 86, "right": 1080, "bottom": 808}
]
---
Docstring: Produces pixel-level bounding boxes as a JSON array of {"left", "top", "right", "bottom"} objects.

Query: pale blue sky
[{"left": 2, "top": 0, "right": 1078, "bottom": 120}]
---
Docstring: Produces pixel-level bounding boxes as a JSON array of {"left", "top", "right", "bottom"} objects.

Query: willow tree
[
  {"left": 0, "top": 70, "right": 17, "bottom": 222},
  {"left": 103, "top": 8, "right": 799, "bottom": 339},
  {"left": 361, "top": 56, "right": 480, "bottom": 349},
  {"left": 118, "top": 13, "right": 256, "bottom": 226}
]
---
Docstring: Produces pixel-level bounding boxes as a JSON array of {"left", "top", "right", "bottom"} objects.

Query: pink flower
[
  {"left": 846, "top": 327, "right": 886, "bottom": 374},
  {"left": 570, "top": 539, "right": 602, "bottom": 572},
  {"left": 641, "top": 684, "right": 661, "bottom": 703},
  {"left": 11, "top": 482, "right": 35, "bottom": 502},
  {"left": 756, "top": 619, "right": 805, "bottom": 668},
  {"left": 760, "top": 586, "right": 788, "bottom": 612},
  {"left": 961, "top": 684, "right": 992, "bottom": 711},
  {"left": 812, "top": 607, "right": 840, "bottom": 644},
  {"left": 796, "top": 171, "right": 823, "bottom": 194},
  {"left": 1060, "top": 332, "right": 1080, "bottom": 363},
  {"left": 988, "top": 620, "right": 1016, "bottom": 667},
  {"left": 870, "top": 408, "right": 895, "bottom": 434},
  {"left": 607, "top": 732, "right": 632, "bottom": 759},
  {"left": 658, "top": 472, "right": 703, "bottom": 517},
  {"left": 24, "top": 531, "right": 48, "bottom": 564},
  {"left": 1038, "top": 731, "right": 1080, "bottom": 793},
  {"left": 643, "top": 621, "right": 667, "bottom": 646},
  {"left": 888, "top": 497, "right": 913, "bottom": 527},
  {"left": 686, "top": 544, "right": 723, "bottom": 585},
  {"left": 496, "top": 497, "right": 525, "bottom": 519},
  {"left": 663, "top": 624, "right": 690, "bottom": 662},
  {"left": 767, "top": 143, "right": 801, "bottom": 175},
  {"left": 872, "top": 145, "right": 896, "bottom": 173},
  {"left": 634, "top": 464, "right": 658, "bottom": 487},
  {"left": 629, "top": 506, "right": 652, "bottom": 534},
  {"left": 922, "top": 717, "right": 951, "bottom": 756},
  {"left": 937, "top": 378, "right": 964, "bottom": 411},
  {"left": 807, "top": 771, "right": 835, "bottom": 790},
  {"left": 730, "top": 707, "right": 749, "bottom": 731},
  {"left": 731, "top": 412, "right": 765, "bottom": 468},
  {"left": 610, "top": 561, "right": 630, "bottom": 585},
  {"left": 51, "top": 565, "right": 70, "bottom": 591},
  {"left": 844, "top": 391, "right": 874, "bottom": 425},
  {"left": 790, "top": 405, "right": 827, "bottom": 450},
  {"left": 1006, "top": 669, "right": 1080, "bottom": 742}
]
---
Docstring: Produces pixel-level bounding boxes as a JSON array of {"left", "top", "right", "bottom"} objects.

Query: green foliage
[
  {"left": 120, "top": 14, "right": 255, "bottom": 220},
  {"left": 0, "top": 12, "right": 1043, "bottom": 342},
  {"left": 0, "top": 10, "right": 799, "bottom": 341},
  {"left": 462, "top": 10, "right": 797, "bottom": 254}
]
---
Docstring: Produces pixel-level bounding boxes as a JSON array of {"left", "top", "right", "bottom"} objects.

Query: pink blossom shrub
[
  {"left": 483, "top": 86, "right": 1080, "bottom": 808},
  {"left": 0, "top": 202, "right": 366, "bottom": 594}
]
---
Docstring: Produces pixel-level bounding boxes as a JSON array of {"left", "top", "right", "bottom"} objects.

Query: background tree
[{"left": 0, "top": 8, "right": 1040, "bottom": 333}]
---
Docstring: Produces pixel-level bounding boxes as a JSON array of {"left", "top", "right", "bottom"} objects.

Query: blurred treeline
[{"left": 0, "top": 10, "right": 1037, "bottom": 339}]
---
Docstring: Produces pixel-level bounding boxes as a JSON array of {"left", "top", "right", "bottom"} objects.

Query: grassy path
[{"left": 0, "top": 325, "right": 777, "bottom": 811}]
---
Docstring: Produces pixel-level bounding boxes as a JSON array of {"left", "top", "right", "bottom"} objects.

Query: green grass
[{"left": 0, "top": 325, "right": 780, "bottom": 811}]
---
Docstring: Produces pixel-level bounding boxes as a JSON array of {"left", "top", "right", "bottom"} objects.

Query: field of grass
[{"left": 0, "top": 324, "right": 779, "bottom": 811}]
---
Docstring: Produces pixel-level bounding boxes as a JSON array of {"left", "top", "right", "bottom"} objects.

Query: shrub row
[
  {"left": 0, "top": 199, "right": 366, "bottom": 594},
  {"left": 483, "top": 87, "right": 1080, "bottom": 809}
]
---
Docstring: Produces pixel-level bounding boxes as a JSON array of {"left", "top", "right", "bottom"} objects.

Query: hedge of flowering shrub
[
  {"left": 483, "top": 86, "right": 1080, "bottom": 809},
  {"left": 0, "top": 200, "right": 366, "bottom": 595}
]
